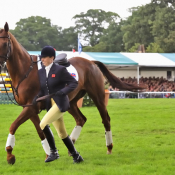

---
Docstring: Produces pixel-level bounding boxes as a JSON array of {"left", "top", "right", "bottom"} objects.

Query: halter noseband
[{"left": 0, "top": 35, "right": 11, "bottom": 63}]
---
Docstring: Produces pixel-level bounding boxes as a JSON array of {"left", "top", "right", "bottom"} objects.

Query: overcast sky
[{"left": 0, "top": 0, "right": 151, "bottom": 29}]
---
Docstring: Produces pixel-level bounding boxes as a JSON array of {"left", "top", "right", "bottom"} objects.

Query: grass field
[{"left": 0, "top": 99, "right": 175, "bottom": 175}]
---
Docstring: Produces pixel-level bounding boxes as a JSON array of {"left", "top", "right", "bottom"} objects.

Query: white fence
[{"left": 109, "top": 91, "right": 175, "bottom": 99}]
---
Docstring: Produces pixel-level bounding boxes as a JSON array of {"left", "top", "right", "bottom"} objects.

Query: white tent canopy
[{"left": 121, "top": 53, "right": 175, "bottom": 67}]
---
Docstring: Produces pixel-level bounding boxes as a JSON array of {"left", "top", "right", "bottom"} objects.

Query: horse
[{"left": 0, "top": 22, "right": 145, "bottom": 165}]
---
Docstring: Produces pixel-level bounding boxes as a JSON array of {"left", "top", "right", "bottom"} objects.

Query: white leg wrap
[
  {"left": 70, "top": 126, "right": 82, "bottom": 141},
  {"left": 5, "top": 133, "right": 15, "bottom": 151},
  {"left": 41, "top": 138, "right": 50, "bottom": 155},
  {"left": 105, "top": 131, "right": 113, "bottom": 146}
]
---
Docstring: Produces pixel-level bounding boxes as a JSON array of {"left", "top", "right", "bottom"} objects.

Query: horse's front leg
[
  {"left": 30, "top": 114, "right": 51, "bottom": 160},
  {"left": 5, "top": 107, "right": 36, "bottom": 164}
]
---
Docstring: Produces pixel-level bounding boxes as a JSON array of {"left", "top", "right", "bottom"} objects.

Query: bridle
[
  {"left": 0, "top": 34, "right": 38, "bottom": 107},
  {"left": 0, "top": 35, "right": 11, "bottom": 66}
]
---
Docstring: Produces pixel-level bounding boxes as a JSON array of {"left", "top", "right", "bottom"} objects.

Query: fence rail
[
  {"left": 0, "top": 73, "right": 14, "bottom": 104},
  {"left": 0, "top": 93, "right": 14, "bottom": 104},
  {"left": 109, "top": 91, "right": 175, "bottom": 99},
  {"left": 0, "top": 72, "right": 174, "bottom": 104}
]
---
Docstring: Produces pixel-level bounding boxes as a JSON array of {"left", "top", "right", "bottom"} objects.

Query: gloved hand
[
  {"left": 55, "top": 90, "right": 64, "bottom": 96},
  {"left": 32, "top": 96, "right": 38, "bottom": 105}
]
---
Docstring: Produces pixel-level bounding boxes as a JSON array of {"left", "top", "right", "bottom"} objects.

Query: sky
[{"left": 0, "top": 0, "right": 151, "bottom": 30}]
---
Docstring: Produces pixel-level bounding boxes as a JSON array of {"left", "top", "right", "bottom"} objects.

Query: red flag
[{"left": 72, "top": 49, "right": 75, "bottom": 53}]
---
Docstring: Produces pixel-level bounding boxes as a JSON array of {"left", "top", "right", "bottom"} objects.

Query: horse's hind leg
[
  {"left": 68, "top": 102, "right": 87, "bottom": 144},
  {"left": 86, "top": 88, "right": 113, "bottom": 154},
  {"left": 68, "top": 90, "right": 87, "bottom": 144},
  {"left": 5, "top": 107, "right": 41, "bottom": 164}
]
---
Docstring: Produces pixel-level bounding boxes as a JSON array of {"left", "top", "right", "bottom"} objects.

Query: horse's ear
[{"left": 4, "top": 22, "right": 9, "bottom": 32}]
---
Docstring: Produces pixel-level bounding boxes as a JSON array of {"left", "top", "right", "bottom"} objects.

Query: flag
[
  {"left": 78, "top": 38, "right": 82, "bottom": 55},
  {"left": 72, "top": 48, "right": 75, "bottom": 53}
]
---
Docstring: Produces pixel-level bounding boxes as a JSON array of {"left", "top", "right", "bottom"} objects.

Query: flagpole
[{"left": 78, "top": 34, "right": 82, "bottom": 55}]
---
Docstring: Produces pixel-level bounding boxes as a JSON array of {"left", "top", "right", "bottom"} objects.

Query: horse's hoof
[
  {"left": 7, "top": 155, "right": 16, "bottom": 165},
  {"left": 107, "top": 143, "right": 113, "bottom": 154},
  {"left": 107, "top": 150, "right": 112, "bottom": 154}
]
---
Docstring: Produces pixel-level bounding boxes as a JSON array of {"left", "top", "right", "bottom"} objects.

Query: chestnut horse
[{"left": 0, "top": 23, "right": 145, "bottom": 165}]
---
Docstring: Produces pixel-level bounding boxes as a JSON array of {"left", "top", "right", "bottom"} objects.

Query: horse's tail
[{"left": 92, "top": 61, "right": 146, "bottom": 92}]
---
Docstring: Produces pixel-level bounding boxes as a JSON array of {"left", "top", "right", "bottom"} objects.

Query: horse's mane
[{"left": 8, "top": 32, "right": 30, "bottom": 57}]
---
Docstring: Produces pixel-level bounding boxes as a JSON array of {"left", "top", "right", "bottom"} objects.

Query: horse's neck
[{"left": 7, "top": 34, "right": 31, "bottom": 85}]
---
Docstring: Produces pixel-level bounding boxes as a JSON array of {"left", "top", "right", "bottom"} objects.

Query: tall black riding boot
[
  {"left": 62, "top": 135, "right": 83, "bottom": 163},
  {"left": 43, "top": 125, "right": 59, "bottom": 162}
]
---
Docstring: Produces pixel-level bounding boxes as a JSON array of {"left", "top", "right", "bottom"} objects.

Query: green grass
[{"left": 0, "top": 99, "right": 175, "bottom": 175}]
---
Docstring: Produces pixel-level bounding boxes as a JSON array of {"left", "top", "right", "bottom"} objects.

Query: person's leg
[
  {"left": 42, "top": 125, "right": 59, "bottom": 162},
  {"left": 40, "top": 100, "right": 63, "bottom": 162},
  {"left": 52, "top": 117, "right": 84, "bottom": 163}
]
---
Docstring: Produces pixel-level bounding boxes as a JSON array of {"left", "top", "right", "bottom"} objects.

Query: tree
[
  {"left": 128, "top": 43, "right": 142, "bottom": 52},
  {"left": 99, "top": 20, "right": 125, "bottom": 52},
  {"left": 122, "top": 2, "right": 166, "bottom": 51},
  {"left": 56, "top": 27, "right": 78, "bottom": 51},
  {"left": 146, "top": 43, "right": 164, "bottom": 52},
  {"left": 152, "top": 0, "right": 175, "bottom": 6},
  {"left": 11, "top": 16, "right": 60, "bottom": 51},
  {"left": 83, "top": 42, "right": 107, "bottom": 52},
  {"left": 152, "top": 5, "right": 175, "bottom": 52},
  {"left": 10, "top": 16, "right": 79, "bottom": 51},
  {"left": 73, "top": 9, "right": 120, "bottom": 46}
]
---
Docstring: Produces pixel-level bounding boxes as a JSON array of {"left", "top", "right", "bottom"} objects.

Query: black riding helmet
[{"left": 40, "top": 46, "right": 56, "bottom": 59}]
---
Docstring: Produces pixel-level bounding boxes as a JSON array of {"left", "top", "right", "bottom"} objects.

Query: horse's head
[{"left": 0, "top": 22, "right": 11, "bottom": 67}]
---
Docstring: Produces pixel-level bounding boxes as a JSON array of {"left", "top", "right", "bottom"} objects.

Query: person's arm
[{"left": 58, "top": 67, "right": 78, "bottom": 95}]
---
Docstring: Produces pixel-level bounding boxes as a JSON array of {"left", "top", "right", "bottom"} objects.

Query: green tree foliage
[
  {"left": 99, "top": 20, "right": 125, "bottom": 52},
  {"left": 10, "top": 16, "right": 78, "bottom": 51},
  {"left": 122, "top": 2, "right": 164, "bottom": 51},
  {"left": 56, "top": 27, "right": 78, "bottom": 51},
  {"left": 8, "top": 2, "right": 175, "bottom": 53},
  {"left": 128, "top": 43, "right": 141, "bottom": 52},
  {"left": 11, "top": 16, "right": 59, "bottom": 50},
  {"left": 122, "top": 1, "right": 175, "bottom": 53},
  {"left": 152, "top": 5, "right": 175, "bottom": 52},
  {"left": 73, "top": 9, "right": 120, "bottom": 47},
  {"left": 146, "top": 43, "right": 164, "bottom": 52},
  {"left": 152, "top": 0, "right": 175, "bottom": 6},
  {"left": 83, "top": 42, "right": 107, "bottom": 52},
  {"left": 83, "top": 20, "right": 125, "bottom": 52}
]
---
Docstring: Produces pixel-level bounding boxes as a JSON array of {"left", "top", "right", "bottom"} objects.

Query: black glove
[
  {"left": 32, "top": 96, "right": 38, "bottom": 105},
  {"left": 55, "top": 90, "right": 64, "bottom": 96}
]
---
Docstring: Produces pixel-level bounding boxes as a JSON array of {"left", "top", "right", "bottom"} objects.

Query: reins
[
  {"left": 0, "top": 56, "right": 38, "bottom": 107},
  {"left": 12, "top": 55, "right": 38, "bottom": 97}
]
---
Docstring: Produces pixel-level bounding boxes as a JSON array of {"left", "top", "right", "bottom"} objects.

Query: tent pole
[{"left": 137, "top": 66, "right": 139, "bottom": 99}]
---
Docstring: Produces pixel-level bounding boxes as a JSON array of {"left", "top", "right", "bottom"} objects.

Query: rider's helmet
[{"left": 40, "top": 46, "right": 56, "bottom": 59}]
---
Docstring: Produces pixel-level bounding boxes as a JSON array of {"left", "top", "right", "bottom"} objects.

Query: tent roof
[
  {"left": 28, "top": 51, "right": 95, "bottom": 61},
  {"left": 85, "top": 52, "right": 138, "bottom": 65},
  {"left": 121, "top": 53, "right": 175, "bottom": 67},
  {"left": 159, "top": 53, "right": 175, "bottom": 63},
  {"left": 28, "top": 51, "right": 175, "bottom": 67}
]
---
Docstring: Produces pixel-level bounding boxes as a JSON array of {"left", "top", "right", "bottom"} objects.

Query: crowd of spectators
[
  {"left": 120, "top": 76, "right": 175, "bottom": 92},
  {"left": 108, "top": 76, "right": 175, "bottom": 98}
]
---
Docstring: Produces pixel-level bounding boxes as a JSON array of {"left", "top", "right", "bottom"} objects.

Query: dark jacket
[{"left": 38, "top": 63, "right": 78, "bottom": 112}]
